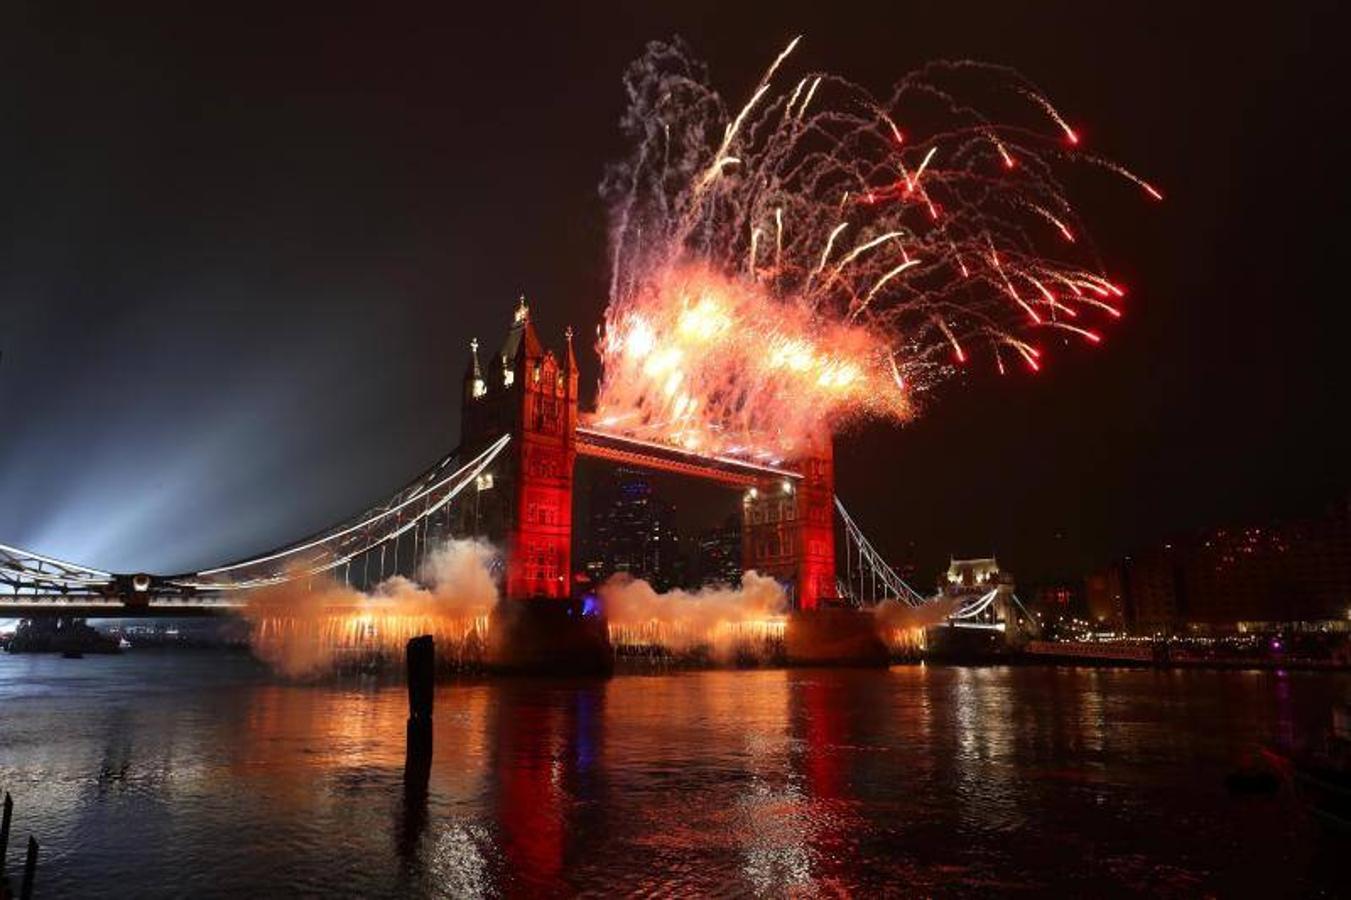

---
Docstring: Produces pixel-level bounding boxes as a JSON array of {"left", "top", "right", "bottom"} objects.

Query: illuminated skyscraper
[
  {"left": 582, "top": 468, "right": 683, "bottom": 591},
  {"left": 693, "top": 514, "right": 743, "bottom": 588}
]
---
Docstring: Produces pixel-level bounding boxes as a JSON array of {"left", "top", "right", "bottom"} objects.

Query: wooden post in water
[
  {"left": 406, "top": 635, "right": 435, "bottom": 725},
  {"left": 19, "top": 836, "right": 37, "bottom": 900},
  {"left": 399, "top": 635, "right": 435, "bottom": 857},
  {"left": 404, "top": 635, "right": 434, "bottom": 788},
  {"left": 1, "top": 792, "right": 12, "bottom": 881}
]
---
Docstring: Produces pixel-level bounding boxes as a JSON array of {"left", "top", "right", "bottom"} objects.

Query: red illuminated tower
[
  {"left": 793, "top": 442, "right": 837, "bottom": 610},
  {"left": 458, "top": 298, "right": 578, "bottom": 599}
]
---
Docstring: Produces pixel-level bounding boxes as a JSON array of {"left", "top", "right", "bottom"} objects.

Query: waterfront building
[
  {"left": 1032, "top": 582, "right": 1084, "bottom": 618},
  {"left": 1089, "top": 498, "right": 1351, "bottom": 634},
  {"left": 1085, "top": 565, "right": 1128, "bottom": 626}
]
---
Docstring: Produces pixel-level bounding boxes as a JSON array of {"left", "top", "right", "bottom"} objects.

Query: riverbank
[{"left": 1021, "top": 640, "right": 1351, "bottom": 671}]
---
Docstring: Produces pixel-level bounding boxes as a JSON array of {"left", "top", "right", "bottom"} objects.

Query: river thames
[{"left": 1, "top": 653, "right": 1345, "bottom": 897}]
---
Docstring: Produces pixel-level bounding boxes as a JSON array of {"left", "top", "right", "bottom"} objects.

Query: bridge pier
[
  {"left": 485, "top": 598, "right": 612, "bottom": 675},
  {"left": 741, "top": 439, "right": 887, "bottom": 667},
  {"left": 784, "top": 607, "right": 889, "bottom": 667}
]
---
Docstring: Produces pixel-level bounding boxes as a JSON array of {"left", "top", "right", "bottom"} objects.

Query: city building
[
  {"left": 580, "top": 467, "right": 684, "bottom": 591},
  {"left": 693, "top": 514, "right": 743, "bottom": 587},
  {"left": 1088, "top": 498, "right": 1351, "bottom": 634},
  {"left": 1032, "top": 582, "right": 1084, "bottom": 618},
  {"left": 1084, "top": 565, "right": 1128, "bottom": 626}
]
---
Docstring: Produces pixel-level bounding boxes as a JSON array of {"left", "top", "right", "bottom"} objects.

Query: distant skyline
[{"left": 1, "top": 2, "right": 1341, "bottom": 584}]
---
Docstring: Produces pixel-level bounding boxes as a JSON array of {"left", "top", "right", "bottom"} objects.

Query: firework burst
[{"left": 593, "top": 36, "right": 1157, "bottom": 462}]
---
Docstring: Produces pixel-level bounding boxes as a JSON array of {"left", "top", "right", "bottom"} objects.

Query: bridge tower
[
  {"left": 459, "top": 299, "right": 578, "bottom": 599},
  {"left": 742, "top": 440, "right": 836, "bottom": 610}
]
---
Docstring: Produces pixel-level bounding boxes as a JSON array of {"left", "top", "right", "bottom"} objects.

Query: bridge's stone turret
[
  {"left": 741, "top": 441, "right": 836, "bottom": 611},
  {"left": 458, "top": 299, "right": 578, "bottom": 600}
]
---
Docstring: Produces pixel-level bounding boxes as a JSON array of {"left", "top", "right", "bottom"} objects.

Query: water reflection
[
  {"left": 1, "top": 655, "right": 1346, "bottom": 897},
  {"left": 487, "top": 680, "right": 606, "bottom": 895},
  {"left": 789, "top": 672, "right": 856, "bottom": 893}
]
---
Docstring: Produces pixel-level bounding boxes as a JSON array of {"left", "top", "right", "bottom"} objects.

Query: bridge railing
[
  {"left": 1, "top": 543, "right": 115, "bottom": 598},
  {"left": 170, "top": 434, "right": 510, "bottom": 593}
]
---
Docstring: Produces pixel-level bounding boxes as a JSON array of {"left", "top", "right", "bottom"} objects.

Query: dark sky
[{"left": 1, "top": 1, "right": 1343, "bottom": 584}]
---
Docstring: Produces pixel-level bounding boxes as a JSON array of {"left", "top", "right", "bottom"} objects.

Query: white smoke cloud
[
  {"left": 873, "top": 595, "right": 959, "bottom": 631},
  {"left": 600, "top": 570, "right": 787, "bottom": 660},
  {"left": 245, "top": 538, "right": 500, "bottom": 677}
]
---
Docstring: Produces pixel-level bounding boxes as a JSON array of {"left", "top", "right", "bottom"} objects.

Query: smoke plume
[
  {"left": 244, "top": 538, "right": 500, "bottom": 677},
  {"left": 872, "top": 595, "right": 960, "bottom": 653},
  {"left": 873, "top": 595, "right": 960, "bottom": 631},
  {"left": 600, "top": 570, "right": 788, "bottom": 660}
]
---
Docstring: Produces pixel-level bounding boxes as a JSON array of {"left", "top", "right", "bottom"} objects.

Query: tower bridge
[
  {"left": 441, "top": 298, "right": 838, "bottom": 611},
  {"left": 1, "top": 300, "right": 999, "bottom": 656}
]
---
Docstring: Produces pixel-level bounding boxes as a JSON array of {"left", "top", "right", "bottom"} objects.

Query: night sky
[{"left": 1, "top": 2, "right": 1342, "bottom": 585}]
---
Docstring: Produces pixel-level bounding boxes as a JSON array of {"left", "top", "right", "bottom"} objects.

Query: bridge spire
[{"left": 466, "top": 337, "right": 486, "bottom": 399}]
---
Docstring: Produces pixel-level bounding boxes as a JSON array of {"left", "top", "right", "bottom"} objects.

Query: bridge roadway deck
[
  {"left": 0, "top": 597, "right": 435, "bottom": 619},
  {"left": 574, "top": 427, "right": 800, "bottom": 488},
  {"left": 0, "top": 600, "right": 245, "bottom": 619}
]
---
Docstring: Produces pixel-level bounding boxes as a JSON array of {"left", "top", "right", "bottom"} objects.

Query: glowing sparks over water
[
  {"left": 600, "top": 571, "right": 792, "bottom": 662},
  {"left": 251, "top": 610, "right": 490, "bottom": 676},
  {"left": 244, "top": 539, "right": 500, "bottom": 676},
  {"left": 607, "top": 618, "right": 787, "bottom": 661},
  {"left": 595, "top": 37, "right": 1159, "bottom": 460}
]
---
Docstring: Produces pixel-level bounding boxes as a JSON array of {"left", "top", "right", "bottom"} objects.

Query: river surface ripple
[{"left": 0, "top": 653, "right": 1345, "bottom": 897}]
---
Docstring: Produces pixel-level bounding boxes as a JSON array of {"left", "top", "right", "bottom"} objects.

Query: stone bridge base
[
  {"left": 485, "top": 598, "right": 613, "bottom": 675},
  {"left": 785, "top": 607, "right": 889, "bottom": 667}
]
